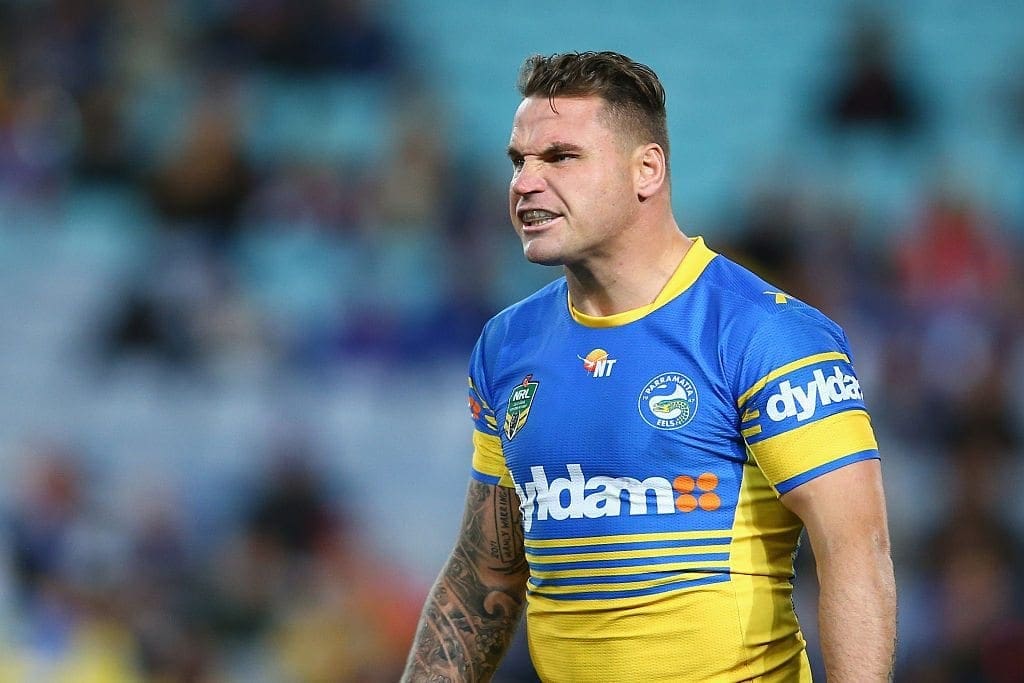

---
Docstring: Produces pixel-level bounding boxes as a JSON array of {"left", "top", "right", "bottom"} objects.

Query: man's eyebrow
[
  {"left": 543, "top": 142, "right": 583, "bottom": 156},
  {"left": 507, "top": 141, "right": 583, "bottom": 159}
]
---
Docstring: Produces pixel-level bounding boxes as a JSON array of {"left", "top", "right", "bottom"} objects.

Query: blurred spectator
[
  {"left": 9, "top": 447, "right": 82, "bottom": 595},
  {"left": 269, "top": 533, "right": 420, "bottom": 683},
  {"left": 1, "top": 435, "right": 423, "bottom": 681},
  {"left": 203, "top": 440, "right": 420, "bottom": 681},
  {"left": 4, "top": 0, "right": 113, "bottom": 98},
  {"left": 900, "top": 423, "right": 1024, "bottom": 682},
  {"left": 883, "top": 180, "right": 1022, "bottom": 436},
  {"left": 100, "top": 235, "right": 268, "bottom": 374},
  {"left": 369, "top": 94, "right": 451, "bottom": 229},
  {"left": 146, "top": 91, "right": 254, "bottom": 244},
  {"left": 722, "top": 183, "right": 808, "bottom": 299},
  {"left": 823, "top": 12, "right": 922, "bottom": 135},
  {"left": 0, "top": 83, "right": 79, "bottom": 202},
  {"left": 204, "top": 0, "right": 401, "bottom": 75},
  {"left": 74, "top": 84, "right": 133, "bottom": 182},
  {"left": 895, "top": 183, "right": 1013, "bottom": 313},
  {"left": 122, "top": 494, "right": 212, "bottom": 683},
  {"left": 240, "top": 161, "right": 368, "bottom": 236},
  {"left": 5, "top": 443, "right": 143, "bottom": 681},
  {"left": 245, "top": 444, "right": 338, "bottom": 555}
]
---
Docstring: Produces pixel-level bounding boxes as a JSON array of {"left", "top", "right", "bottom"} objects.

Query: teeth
[{"left": 521, "top": 210, "right": 558, "bottom": 225}]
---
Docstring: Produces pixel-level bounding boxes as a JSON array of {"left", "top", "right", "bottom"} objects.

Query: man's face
[{"left": 507, "top": 95, "right": 638, "bottom": 266}]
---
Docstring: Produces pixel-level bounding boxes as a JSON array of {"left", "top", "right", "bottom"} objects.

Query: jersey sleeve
[
  {"left": 734, "top": 309, "right": 879, "bottom": 495},
  {"left": 468, "top": 333, "right": 514, "bottom": 488}
]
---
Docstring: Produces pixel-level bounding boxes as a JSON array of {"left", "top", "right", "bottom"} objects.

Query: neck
[{"left": 566, "top": 222, "right": 692, "bottom": 317}]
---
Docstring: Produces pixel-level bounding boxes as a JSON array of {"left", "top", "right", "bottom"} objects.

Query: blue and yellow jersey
[{"left": 467, "top": 237, "right": 878, "bottom": 682}]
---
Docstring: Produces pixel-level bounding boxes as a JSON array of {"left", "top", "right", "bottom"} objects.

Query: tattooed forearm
[
  {"left": 488, "top": 477, "right": 528, "bottom": 574},
  {"left": 402, "top": 481, "right": 529, "bottom": 682}
]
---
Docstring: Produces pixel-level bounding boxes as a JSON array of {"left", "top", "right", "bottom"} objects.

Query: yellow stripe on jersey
[
  {"left": 524, "top": 528, "right": 730, "bottom": 549},
  {"left": 530, "top": 572, "right": 724, "bottom": 596},
  {"left": 530, "top": 560, "right": 730, "bottom": 580},
  {"left": 471, "top": 431, "right": 513, "bottom": 487},
  {"left": 741, "top": 425, "right": 763, "bottom": 438},
  {"left": 526, "top": 544, "right": 732, "bottom": 565},
  {"left": 736, "top": 351, "right": 850, "bottom": 409},
  {"left": 746, "top": 409, "right": 877, "bottom": 487}
]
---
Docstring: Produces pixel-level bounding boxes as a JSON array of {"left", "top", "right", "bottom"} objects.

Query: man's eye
[
  {"left": 552, "top": 154, "right": 575, "bottom": 163},
  {"left": 511, "top": 158, "right": 524, "bottom": 170}
]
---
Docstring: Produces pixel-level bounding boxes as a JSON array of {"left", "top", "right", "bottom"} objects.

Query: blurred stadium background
[{"left": 1, "top": 0, "right": 1023, "bottom": 681}]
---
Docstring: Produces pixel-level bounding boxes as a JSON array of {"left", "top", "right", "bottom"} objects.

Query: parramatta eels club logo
[
  {"left": 505, "top": 374, "right": 539, "bottom": 440},
  {"left": 639, "top": 372, "right": 699, "bottom": 430}
]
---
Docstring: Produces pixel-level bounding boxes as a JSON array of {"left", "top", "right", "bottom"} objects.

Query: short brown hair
[{"left": 517, "top": 51, "right": 669, "bottom": 161}]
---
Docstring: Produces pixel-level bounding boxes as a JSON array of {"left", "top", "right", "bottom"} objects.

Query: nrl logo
[{"left": 504, "top": 374, "right": 539, "bottom": 440}]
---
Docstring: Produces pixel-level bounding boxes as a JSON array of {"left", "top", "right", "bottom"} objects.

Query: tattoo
[
  {"left": 490, "top": 478, "right": 528, "bottom": 573},
  {"left": 403, "top": 481, "right": 529, "bottom": 682}
]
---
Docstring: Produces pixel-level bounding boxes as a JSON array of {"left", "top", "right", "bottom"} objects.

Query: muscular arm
[
  {"left": 781, "top": 459, "right": 897, "bottom": 682},
  {"left": 402, "top": 479, "right": 530, "bottom": 683}
]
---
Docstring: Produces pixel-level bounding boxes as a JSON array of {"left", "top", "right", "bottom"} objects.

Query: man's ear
[{"left": 636, "top": 143, "right": 667, "bottom": 199}]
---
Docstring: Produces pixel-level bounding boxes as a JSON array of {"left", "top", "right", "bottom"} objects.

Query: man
[{"left": 403, "top": 51, "right": 896, "bottom": 682}]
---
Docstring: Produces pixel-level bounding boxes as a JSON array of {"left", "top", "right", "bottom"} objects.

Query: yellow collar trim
[{"left": 568, "top": 236, "right": 717, "bottom": 328}]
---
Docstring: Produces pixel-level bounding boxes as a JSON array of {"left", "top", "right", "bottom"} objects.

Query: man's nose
[{"left": 511, "top": 161, "right": 546, "bottom": 195}]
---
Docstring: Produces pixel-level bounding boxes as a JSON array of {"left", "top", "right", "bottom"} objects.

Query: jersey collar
[{"left": 568, "top": 236, "right": 717, "bottom": 328}]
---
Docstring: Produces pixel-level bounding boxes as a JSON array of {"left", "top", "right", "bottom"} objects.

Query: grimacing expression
[{"left": 507, "top": 96, "right": 641, "bottom": 267}]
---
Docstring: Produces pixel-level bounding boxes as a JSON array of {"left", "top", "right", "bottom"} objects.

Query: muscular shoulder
[
  {"left": 702, "top": 254, "right": 843, "bottom": 337},
  {"left": 696, "top": 254, "right": 851, "bottom": 398},
  {"left": 702, "top": 255, "right": 833, "bottom": 323}
]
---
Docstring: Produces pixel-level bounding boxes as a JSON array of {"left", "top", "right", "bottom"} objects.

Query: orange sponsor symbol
[
  {"left": 581, "top": 348, "right": 609, "bottom": 372},
  {"left": 697, "top": 472, "right": 718, "bottom": 491},
  {"left": 673, "top": 475, "right": 695, "bottom": 493},
  {"left": 675, "top": 494, "right": 698, "bottom": 513},
  {"left": 673, "top": 472, "right": 721, "bottom": 512},
  {"left": 698, "top": 492, "right": 721, "bottom": 511}
]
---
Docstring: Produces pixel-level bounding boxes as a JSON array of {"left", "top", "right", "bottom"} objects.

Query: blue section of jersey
[
  {"left": 470, "top": 469, "right": 502, "bottom": 486},
  {"left": 528, "top": 552, "right": 731, "bottom": 572},
  {"left": 525, "top": 536, "right": 732, "bottom": 556},
  {"left": 467, "top": 243, "right": 877, "bottom": 602},
  {"left": 528, "top": 572, "right": 732, "bottom": 601},
  {"left": 775, "top": 449, "right": 879, "bottom": 494},
  {"left": 532, "top": 568, "right": 730, "bottom": 587}
]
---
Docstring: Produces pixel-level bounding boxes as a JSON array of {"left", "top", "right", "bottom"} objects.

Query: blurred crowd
[
  {"left": 0, "top": 439, "right": 420, "bottom": 682},
  {"left": 1, "top": 1, "right": 1024, "bottom": 681}
]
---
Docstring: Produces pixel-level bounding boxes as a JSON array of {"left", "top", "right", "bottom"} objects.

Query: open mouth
[{"left": 519, "top": 209, "right": 562, "bottom": 228}]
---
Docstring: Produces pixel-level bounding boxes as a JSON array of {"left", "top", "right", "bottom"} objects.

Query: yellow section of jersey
[
  {"left": 530, "top": 560, "right": 729, "bottom": 579},
  {"left": 747, "top": 409, "right": 878, "bottom": 488},
  {"left": 525, "top": 528, "right": 727, "bottom": 548},
  {"left": 526, "top": 544, "right": 732, "bottom": 564},
  {"left": 471, "top": 431, "right": 513, "bottom": 487},
  {"left": 526, "top": 462, "right": 811, "bottom": 682}
]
